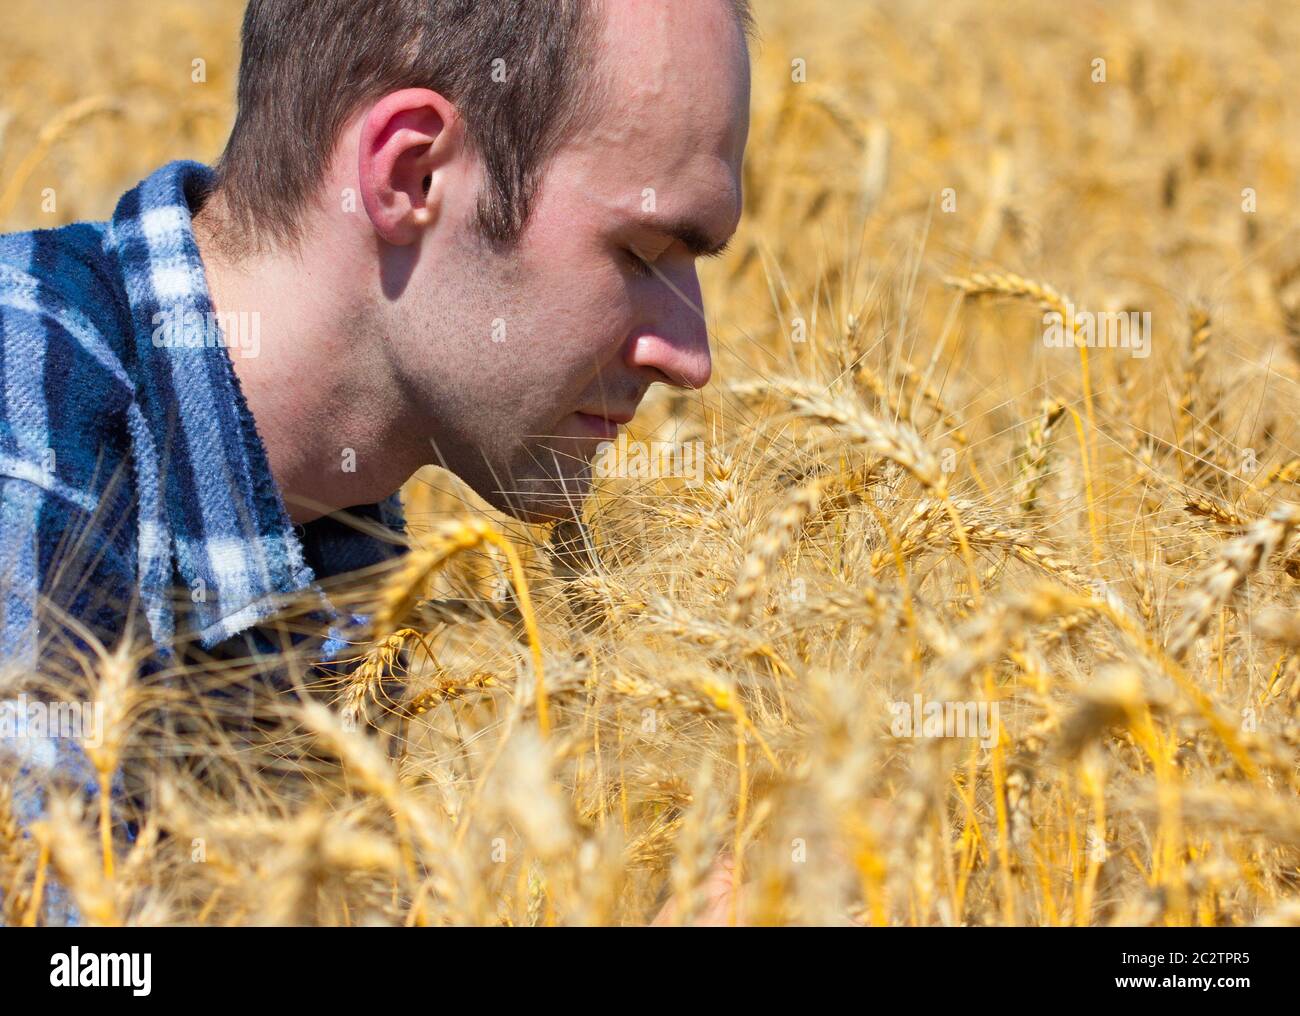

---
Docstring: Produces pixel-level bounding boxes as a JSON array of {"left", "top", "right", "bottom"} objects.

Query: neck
[{"left": 192, "top": 198, "right": 426, "bottom": 524}]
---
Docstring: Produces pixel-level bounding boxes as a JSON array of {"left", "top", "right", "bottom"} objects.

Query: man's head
[{"left": 209, "top": 0, "right": 754, "bottom": 522}]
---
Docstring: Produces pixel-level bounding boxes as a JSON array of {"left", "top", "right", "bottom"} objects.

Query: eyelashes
[
  {"left": 623, "top": 247, "right": 655, "bottom": 278},
  {"left": 622, "top": 242, "right": 728, "bottom": 280}
]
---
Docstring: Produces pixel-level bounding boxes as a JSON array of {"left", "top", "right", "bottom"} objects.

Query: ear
[{"left": 358, "top": 88, "right": 463, "bottom": 246}]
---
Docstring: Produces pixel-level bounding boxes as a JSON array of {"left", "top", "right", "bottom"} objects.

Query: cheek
[
  {"left": 526, "top": 262, "right": 633, "bottom": 369},
  {"left": 511, "top": 214, "right": 637, "bottom": 375}
]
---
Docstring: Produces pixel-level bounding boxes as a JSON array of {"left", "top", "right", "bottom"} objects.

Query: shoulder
[
  {"left": 0, "top": 222, "right": 138, "bottom": 498},
  {"left": 0, "top": 221, "right": 132, "bottom": 352}
]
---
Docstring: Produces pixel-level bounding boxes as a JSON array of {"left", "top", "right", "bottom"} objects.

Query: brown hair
[{"left": 212, "top": 0, "right": 755, "bottom": 254}]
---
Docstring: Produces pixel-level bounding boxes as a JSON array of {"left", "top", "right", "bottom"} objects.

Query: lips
[{"left": 570, "top": 412, "right": 623, "bottom": 441}]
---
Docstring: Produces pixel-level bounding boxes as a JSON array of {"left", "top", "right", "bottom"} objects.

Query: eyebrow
[{"left": 636, "top": 214, "right": 736, "bottom": 259}]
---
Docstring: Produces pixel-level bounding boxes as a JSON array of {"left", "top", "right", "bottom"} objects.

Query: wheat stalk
[{"left": 1167, "top": 503, "right": 1300, "bottom": 662}]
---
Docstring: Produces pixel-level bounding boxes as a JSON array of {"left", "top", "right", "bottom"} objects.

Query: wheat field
[{"left": 2, "top": 0, "right": 1300, "bottom": 926}]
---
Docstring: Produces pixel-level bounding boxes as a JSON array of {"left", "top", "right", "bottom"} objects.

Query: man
[
  {"left": 0, "top": 0, "right": 751, "bottom": 661},
  {"left": 0, "top": 0, "right": 753, "bottom": 921}
]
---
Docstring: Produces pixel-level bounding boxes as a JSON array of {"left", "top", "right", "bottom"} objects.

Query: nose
[{"left": 624, "top": 272, "right": 713, "bottom": 390}]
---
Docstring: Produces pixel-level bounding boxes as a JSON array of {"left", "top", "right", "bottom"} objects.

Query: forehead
[{"left": 556, "top": 0, "right": 751, "bottom": 226}]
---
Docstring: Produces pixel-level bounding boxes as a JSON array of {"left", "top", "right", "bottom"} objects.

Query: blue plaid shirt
[{"left": 0, "top": 161, "right": 406, "bottom": 922}]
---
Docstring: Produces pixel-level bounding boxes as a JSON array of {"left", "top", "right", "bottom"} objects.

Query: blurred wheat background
[{"left": 3, "top": 0, "right": 1300, "bottom": 926}]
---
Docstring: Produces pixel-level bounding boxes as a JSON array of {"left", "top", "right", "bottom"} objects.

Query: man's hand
[{"left": 651, "top": 854, "right": 747, "bottom": 926}]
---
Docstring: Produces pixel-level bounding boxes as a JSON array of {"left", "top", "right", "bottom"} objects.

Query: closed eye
[
  {"left": 623, "top": 247, "right": 655, "bottom": 278},
  {"left": 623, "top": 235, "right": 732, "bottom": 279}
]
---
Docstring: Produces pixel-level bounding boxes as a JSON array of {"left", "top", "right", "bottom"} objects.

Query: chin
[{"left": 479, "top": 466, "right": 594, "bottom": 524}]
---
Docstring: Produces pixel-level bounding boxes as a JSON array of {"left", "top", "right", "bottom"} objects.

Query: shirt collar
[{"left": 106, "top": 160, "right": 403, "bottom": 650}]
